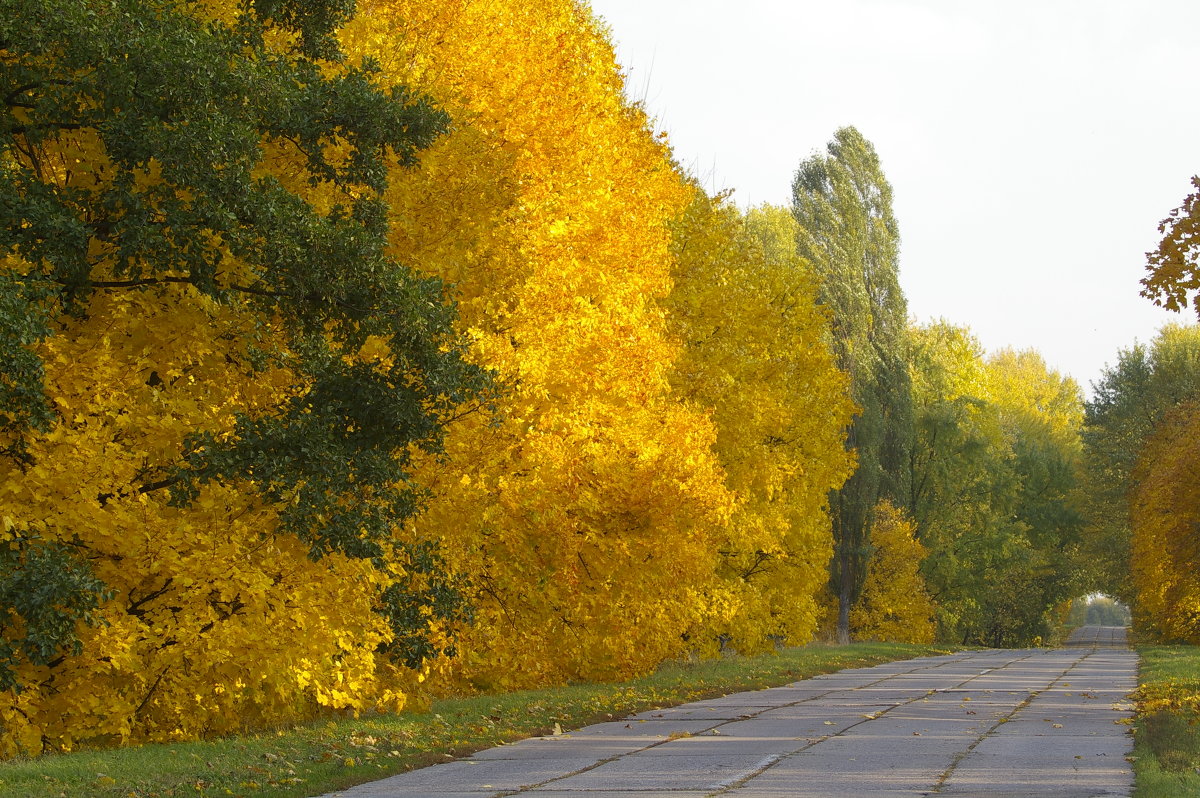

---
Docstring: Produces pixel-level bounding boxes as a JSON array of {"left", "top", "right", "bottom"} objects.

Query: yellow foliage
[
  {"left": 0, "top": 0, "right": 863, "bottom": 754},
  {"left": 664, "top": 196, "right": 855, "bottom": 654},
  {"left": 986, "top": 348, "right": 1084, "bottom": 454},
  {"left": 850, "top": 501, "right": 936, "bottom": 644},
  {"left": 346, "top": 0, "right": 736, "bottom": 686},
  {"left": 0, "top": 285, "right": 397, "bottom": 754},
  {"left": 1130, "top": 401, "right": 1200, "bottom": 643},
  {"left": 0, "top": 0, "right": 460, "bottom": 751}
]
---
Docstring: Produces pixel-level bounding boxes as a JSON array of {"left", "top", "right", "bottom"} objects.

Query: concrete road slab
[
  {"left": 465, "top": 737, "right": 643, "bottom": 761},
  {"left": 524, "top": 793, "right": 711, "bottom": 797},
  {"left": 734, "top": 742, "right": 961, "bottom": 795},
  {"left": 731, "top": 706, "right": 908, "bottom": 736},
  {"left": 631, "top": 734, "right": 807, "bottom": 758},
  {"left": 326, "top": 756, "right": 603, "bottom": 796},
  {"left": 529, "top": 751, "right": 782, "bottom": 792},
  {"left": 321, "top": 625, "right": 1135, "bottom": 797},
  {"left": 624, "top": 706, "right": 761, "bottom": 721},
  {"left": 939, "top": 752, "right": 1133, "bottom": 797}
]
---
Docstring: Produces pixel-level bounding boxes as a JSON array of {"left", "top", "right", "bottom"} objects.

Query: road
[{"left": 324, "top": 625, "right": 1136, "bottom": 797}]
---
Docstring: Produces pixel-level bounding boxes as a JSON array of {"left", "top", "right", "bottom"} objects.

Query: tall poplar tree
[{"left": 791, "top": 126, "right": 913, "bottom": 644}]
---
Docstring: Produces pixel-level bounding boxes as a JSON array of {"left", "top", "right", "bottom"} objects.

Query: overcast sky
[{"left": 586, "top": 0, "right": 1199, "bottom": 395}]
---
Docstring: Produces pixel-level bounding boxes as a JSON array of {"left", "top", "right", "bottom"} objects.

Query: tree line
[{"left": 1, "top": 0, "right": 1196, "bottom": 756}]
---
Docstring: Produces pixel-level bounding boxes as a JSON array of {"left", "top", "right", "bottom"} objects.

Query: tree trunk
[{"left": 836, "top": 544, "right": 852, "bottom": 645}]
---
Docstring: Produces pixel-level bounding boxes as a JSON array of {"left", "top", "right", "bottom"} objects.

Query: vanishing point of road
[{"left": 325, "top": 625, "right": 1136, "bottom": 797}]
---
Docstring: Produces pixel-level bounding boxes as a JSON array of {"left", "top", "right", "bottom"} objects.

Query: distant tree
[
  {"left": 984, "top": 349, "right": 1086, "bottom": 646},
  {"left": 1084, "top": 596, "right": 1129, "bottom": 627},
  {"left": 791, "top": 126, "right": 913, "bottom": 644},
  {"left": 907, "top": 324, "right": 1087, "bottom": 646},
  {"left": 907, "top": 322, "right": 1014, "bottom": 643}
]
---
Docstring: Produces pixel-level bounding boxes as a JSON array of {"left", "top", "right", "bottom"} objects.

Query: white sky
[{"left": 585, "top": 0, "right": 1200, "bottom": 395}]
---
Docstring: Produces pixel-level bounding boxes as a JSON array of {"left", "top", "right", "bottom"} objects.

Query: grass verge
[
  {"left": 0, "top": 641, "right": 950, "bottom": 798},
  {"left": 1133, "top": 645, "right": 1200, "bottom": 797}
]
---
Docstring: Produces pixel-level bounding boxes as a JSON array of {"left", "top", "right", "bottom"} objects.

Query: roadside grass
[
  {"left": 1132, "top": 645, "right": 1200, "bottom": 798},
  {"left": 0, "top": 641, "right": 949, "bottom": 798}
]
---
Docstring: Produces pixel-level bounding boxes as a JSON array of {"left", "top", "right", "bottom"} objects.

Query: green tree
[
  {"left": 907, "top": 322, "right": 1014, "bottom": 642},
  {"left": 791, "top": 126, "right": 913, "bottom": 644},
  {"left": 908, "top": 325, "right": 1087, "bottom": 646},
  {"left": 0, "top": 0, "right": 488, "bottom": 685},
  {"left": 985, "top": 349, "right": 1086, "bottom": 646}
]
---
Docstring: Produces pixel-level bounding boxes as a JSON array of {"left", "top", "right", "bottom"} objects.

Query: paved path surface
[{"left": 324, "top": 626, "right": 1135, "bottom": 797}]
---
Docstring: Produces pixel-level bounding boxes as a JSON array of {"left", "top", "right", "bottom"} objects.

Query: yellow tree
[
  {"left": 345, "top": 0, "right": 736, "bottom": 687},
  {"left": 664, "top": 196, "right": 854, "bottom": 654},
  {"left": 1130, "top": 401, "right": 1200, "bottom": 643},
  {"left": 1, "top": 0, "right": 485, "bottom": 752},
  {"left": 850, "top": 500, "right": 935, "bottom": 644}
]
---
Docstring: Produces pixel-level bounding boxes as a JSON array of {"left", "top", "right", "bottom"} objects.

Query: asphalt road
[{"left": 324, "top": 625, "right": 1135, "bottom": 797}]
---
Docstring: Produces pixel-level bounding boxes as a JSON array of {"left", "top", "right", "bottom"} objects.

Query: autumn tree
[
  {"left": 344, "top": 0, "right": 738, "bottom": 689},
  {"left": 849, "top": 500, "right": 935, "bottom": 644},
  {"left": 983, "top": 349, "right": 1086, "bottom": 646},
  {"left": 1143, "top": 176, "right": 1200, "bottom": 316},
  {"left": 907, "top": 322, "right": 1014, "bottom": 642},
  {"left": 1083, "top": 324, "right": 1200, "bottom": 599},
  {"left": 791, "top": 126, "right": 913, "bottom": 644},
  {"left": 1130, "top": 400, "right": 1200, "bottom": 643},
  {"left": 0, "top": 0, "right": 487, "bottom": 751},
  {"left": 664, "top": 194, "right": 854, "bottom": 654}
]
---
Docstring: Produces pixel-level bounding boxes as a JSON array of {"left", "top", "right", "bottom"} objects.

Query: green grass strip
[
  {"left": 0, "top": 641, "right": 948, "bottom": 798},
  {"left": 1133, "top": 645, "right": 1200, "bottom": 798}
]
